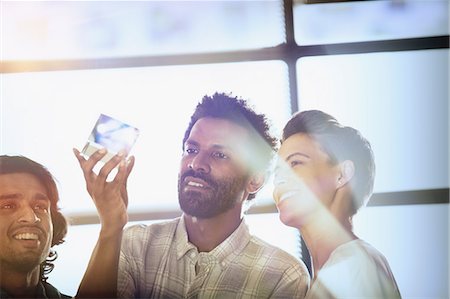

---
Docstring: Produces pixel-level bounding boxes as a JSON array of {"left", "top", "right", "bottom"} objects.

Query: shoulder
[
  {"left": 247, "top": 234, "right": 310, "bottom": 276},
  {"left": 42, "top": 281, "right": 72, "bottom": 299},
  {"left": 317, "top": 239, "right": 400, "bottom": 298},
  {"left": 0, "top": 288, "right": 12, "bottom": 298},
  {"left": 121, "top": 217, "right": 180, "bottom": 252},
  {"left": 332, "top": 239, "right": 392, "bottom": 270},
  {"left": 248, "top": 234, "right": 298, "bottom": 259},
  {"left": 123, "top": 217, "right": 179, "bottom": 238}
]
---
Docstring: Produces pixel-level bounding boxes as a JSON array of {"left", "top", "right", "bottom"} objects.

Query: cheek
[
  {"left": 0, "top": 222, "right": 7, "bottom": 238},
  {"left": 302, "top": 173, "right": 336, "bottom": 201},
  {"left": 45, "top": 219, "right": 54, "bottom": 248},
  {"left": 179, "top": 157, "right": 190, "bottom": 172},
  {"left": 42, "top": 213, "right": 53, "bottom": 236}
]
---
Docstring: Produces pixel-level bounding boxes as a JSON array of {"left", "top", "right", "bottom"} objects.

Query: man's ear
[
  {"left": 246, "top": 172, "right": 266, "bottom": 194},
  {"left": 336, "top": 160, "right": 355, "bottom": 189}
]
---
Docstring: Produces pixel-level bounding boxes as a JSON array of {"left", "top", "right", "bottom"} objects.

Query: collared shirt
[
  {"left": 306, "top": 239, "right": 401, "bottom": 299},
  {"left": 0, "top": 281, "right": 71, "bottom": 299},
  {"left": 118, "top": 216, "right": 310, "bottom": 298}
]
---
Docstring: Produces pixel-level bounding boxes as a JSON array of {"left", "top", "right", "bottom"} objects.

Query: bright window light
[
  {"left": 294, "top": 0, "right": 449, "bottom": 45},
  {"left": 1, "top": 61, "right": 291, "bottom": 218},
  {"left": 2, "top": 1, "right": 284, "bottom": 60},
  {"left": 297, "top": 49, "right": 449, "bottom": 193}
]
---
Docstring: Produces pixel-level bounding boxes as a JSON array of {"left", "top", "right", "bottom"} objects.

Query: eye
[
  {"left": 212, "top": 151, "right": 229, "bottom": 160},
  {"left": 0, "top": 203, "right": 15, "bottom": 209},
  {"left": 185, "top": 147, "right": 199, "bottom": 155},
  {"left": 289, "top": 160, "right": 304, "bottom": 167},
  {"left": 34, "top": 204, "right": 49, "bottom": 213}
]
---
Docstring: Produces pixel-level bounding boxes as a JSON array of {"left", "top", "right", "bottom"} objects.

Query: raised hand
[{"left": 73, "top": 148, "right": 135, "bottom": 232}]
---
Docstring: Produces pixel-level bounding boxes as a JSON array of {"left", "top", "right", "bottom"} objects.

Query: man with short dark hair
[{"left": 74, "top": 92, "right": 310, "bottom": 298}]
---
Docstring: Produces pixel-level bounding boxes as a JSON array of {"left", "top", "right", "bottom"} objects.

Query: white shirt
[{"left": 306, "top": 239, "right": 401, "bottom": 299}]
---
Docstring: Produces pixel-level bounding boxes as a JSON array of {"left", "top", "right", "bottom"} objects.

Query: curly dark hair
[
  {"left": 0, "top": 155, "right": 68, "bottom": 282},
  {"left": 183, "top": 92, "right": 278, "bottom": 200},
  {"left": 282, "top": 110, "right": 375, "bottom": 215}
]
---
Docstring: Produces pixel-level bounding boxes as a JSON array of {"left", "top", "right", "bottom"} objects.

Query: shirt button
[{"left": 221, "top": 262, "right": 226, "bottom": 267}]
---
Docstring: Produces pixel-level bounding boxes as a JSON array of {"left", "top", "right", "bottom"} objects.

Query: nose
[
  {"left": 273, "top": 163, "right": 290, "bottom": 186},
  {"left": 188, "top": 152, "right": 210, "bottom": 173},
  {"left": 18, "top": 205, "right": 41, "bottom": 224}
]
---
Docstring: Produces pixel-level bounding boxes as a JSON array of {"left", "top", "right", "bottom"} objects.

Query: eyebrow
[
  {"left": 285, "top": 152, "right": 311, "bottom": 161},
  {"left": 185, "top": 140, "right": 233, "bottom": 152},
  {"left": 0, "top": 192, "right": 49, "bottom": 201},
  {"left": 34, "top": 193, "right": 50, "bottom": 201},
  {"left": 0, "top": 193, "right": 20, "bottom": 200}
]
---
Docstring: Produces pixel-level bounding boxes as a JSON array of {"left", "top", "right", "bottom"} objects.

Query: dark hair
[
  {"left": 282, "top": 110, "right": 375, "bottom": 214},
  {"left": 183, "top": 92, "right": 278, "bottom": 200},
  {"left": 0, "top": 155, "right": 68, "bottom": 282}
]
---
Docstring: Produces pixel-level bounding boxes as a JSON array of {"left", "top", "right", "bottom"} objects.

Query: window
[
  {"left": 1, "top": 1, "right": 448, "bottom": 298},
  {"left": 2, "top": 61, "right": 290, "bottom": 215},
  {"left": 294, "top": 0, "right": 448, "bottom": 45},
  {"left": 297, "top": 49, "right": 448, "bottom": 193},
  {"left": 2, "top": 1, "right": 284, "bottom": 60}
]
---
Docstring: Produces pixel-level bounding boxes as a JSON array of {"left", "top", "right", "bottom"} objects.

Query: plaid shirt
[{"left": 118, "top": 216, "right": 309, "bottom": 298}]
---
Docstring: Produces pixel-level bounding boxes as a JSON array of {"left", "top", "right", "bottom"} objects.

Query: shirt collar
[
  {"left": 175, "top": 214, "right": 251, "bottom": 266},
  {"left": 175, "top": 215, "right": 196, "bottom": 259}
]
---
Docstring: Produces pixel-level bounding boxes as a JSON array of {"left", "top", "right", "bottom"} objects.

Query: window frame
[{"left": 1, "top": 0, "right": 448, "bottom": 217}]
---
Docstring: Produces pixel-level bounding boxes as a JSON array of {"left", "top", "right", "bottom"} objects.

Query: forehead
[
  {"left": 279, "top": 133, "right": 330, "bottom": 161},
  {"left": 187, "top": 117, "right": 251, "bottom": 148},
  {"left": 0, "top": 173, "right": 47, "bottom": 195}
]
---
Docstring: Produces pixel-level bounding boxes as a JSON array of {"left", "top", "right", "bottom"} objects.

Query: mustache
[
  {"left": 180, "top": 169, "right": 218, "bottom": 189},
  {"left": 11, "top": 223, "right": 45, "bottom": 235}
]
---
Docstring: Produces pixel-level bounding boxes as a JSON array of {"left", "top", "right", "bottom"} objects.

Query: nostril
[{"left": 18, "top": 208, "right": 41, "bottom": 223}]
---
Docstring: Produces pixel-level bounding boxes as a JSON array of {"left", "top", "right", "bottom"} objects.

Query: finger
[
  {"left": 119, "top": 156, "right": 135, "bottom": 188},
  {"left": 112, "top": 158, "right": 129, "bottom": 184},
  {"left": 97, "top": 152, "right": 125, "bottom": 182},
  {"left": 73, "top": 148, "right": 94, "bottom": 181},
  {"left": 117, "top": 156, "right": 135, "bottom": 207},
  {"left": 114, "top": 156, "right": 134, "bottom": 189},
  {"left": 73, "top": 148, "right": 85, "bottom": 165},
  {"left": 125, "top": 156, "right": 135, "bottom": 179},
  {"left": 84, "top": 149, "right": 108, "bottom": 174}
]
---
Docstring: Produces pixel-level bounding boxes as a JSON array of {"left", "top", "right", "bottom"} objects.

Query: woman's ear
[
  {"left": 336, "top": 160, "right": 355, "bottom": 189},
  {"left": 247, "top": 172, "right": 266, "bottom": 194}
]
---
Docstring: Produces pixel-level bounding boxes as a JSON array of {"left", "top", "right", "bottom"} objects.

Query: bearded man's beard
[{"left": 178, "top": 169, "right": 249, "bottom": 218}]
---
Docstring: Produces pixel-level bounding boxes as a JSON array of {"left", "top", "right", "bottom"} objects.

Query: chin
[
  {"left": 277, "top": 200, "right": 302, "bottom": 228},
  {"left": 278, "top": 211, "right": 298, "bottom": 228}
]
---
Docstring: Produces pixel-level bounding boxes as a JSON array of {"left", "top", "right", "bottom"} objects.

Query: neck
[
  {"left": 299, "top": 203, "right": 356, "bottom": 278},
  {"left": 184, "top": 206, "right": 243, "bottom": 252},
  {"left": 0, "top": 267, "right": 41, "bottom": 298}
]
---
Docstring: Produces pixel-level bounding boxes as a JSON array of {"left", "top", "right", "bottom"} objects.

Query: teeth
[
  {"left": 188, "top": 181, "right": 204, "bottom": 188},
  {"left": 14, "top": 233, "right": 39, "bottom": 240},
  {"left": 274, "top": 179, "right": 287, "bottom": 186},
  {"left": 279, "top": 191, "right": 298, "bottom": 202}
]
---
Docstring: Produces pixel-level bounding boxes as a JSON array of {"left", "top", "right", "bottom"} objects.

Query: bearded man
[{"left": 74, "top": 92, "right": 310, "bottom": 298}]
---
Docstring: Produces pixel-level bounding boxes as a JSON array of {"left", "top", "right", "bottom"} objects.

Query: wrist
[{"left": 99, "top": 223, "right": 125, "bottom": 240}]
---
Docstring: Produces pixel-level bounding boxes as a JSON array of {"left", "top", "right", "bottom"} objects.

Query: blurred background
[{"left": 1, "top": 0, "right": 448, "bottom": 297}]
